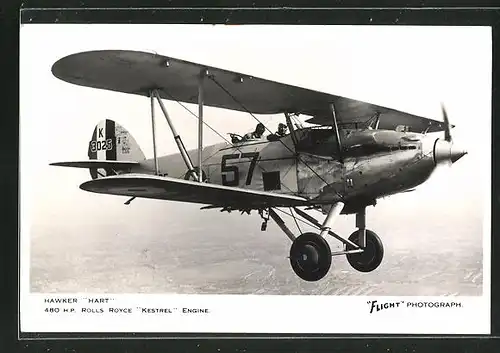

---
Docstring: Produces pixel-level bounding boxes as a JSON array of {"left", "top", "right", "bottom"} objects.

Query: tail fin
[
  {"left": 51, "top": 119, "right": 146, "bottom": 180},
  {"left": 88, "top": 119, "right": 145, "bottom": 163},
  {"left": 86, "top": 119, "right": 145, "bottom": 179}
]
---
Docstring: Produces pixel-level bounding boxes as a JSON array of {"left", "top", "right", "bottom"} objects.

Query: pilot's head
[
  {"left": 278, "top": 123, "right": 287, "bottom": 134},
  {"left": 256, "top": 123, "right": 265, "bottom": 135}
]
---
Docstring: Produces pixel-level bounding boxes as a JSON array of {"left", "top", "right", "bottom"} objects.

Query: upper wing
[
  {"left": 80, "top": 174, "right": 310, "bottom": 208},
  {"left": 52, "top": 50, "right": 447, "bottom": 133}
]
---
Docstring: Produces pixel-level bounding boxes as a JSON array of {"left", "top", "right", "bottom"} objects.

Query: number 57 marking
[{"left": 221, "top": 152, "right": 260, "bottom": 186}]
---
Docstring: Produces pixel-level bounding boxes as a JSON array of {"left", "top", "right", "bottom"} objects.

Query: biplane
[{"left": 50, "top": 50, "right": 467, "bottom": 282}]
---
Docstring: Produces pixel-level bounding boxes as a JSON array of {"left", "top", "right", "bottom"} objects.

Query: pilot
[
  {"left": 230, "top": 134, "right": 242, "bottom": 144},
  {"left": 276, "top": 123, "right": 288, "bottom": 137},
  {"left": 267, "top": 123, "right": 288, "bottom": 141},
  {"left": 242, "top": 123, "right": 266, "bottom": 141}
]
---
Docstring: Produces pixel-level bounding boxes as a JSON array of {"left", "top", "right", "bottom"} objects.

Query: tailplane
[{"left": 51, "top": 119, "right": 146, "bottom": 179}]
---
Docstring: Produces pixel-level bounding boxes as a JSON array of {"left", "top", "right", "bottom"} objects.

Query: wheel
[
  {"left": 345, "top": 229, "right": 384, "bottom": 272},
  {"left": 289, "top": 232, "right": 332, "bottom": 282}
]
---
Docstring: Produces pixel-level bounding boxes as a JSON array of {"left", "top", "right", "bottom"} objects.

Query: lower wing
[{"left": 80, "top": 174, "right": 309, "bottom": 209}]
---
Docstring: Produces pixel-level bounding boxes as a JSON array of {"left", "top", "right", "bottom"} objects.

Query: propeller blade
[{"left": 441, "top": 103, "right": 452, "bottom": 142}]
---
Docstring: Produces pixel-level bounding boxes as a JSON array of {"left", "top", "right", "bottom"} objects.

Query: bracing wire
[
  {"left": 207, "top": 75, "right": 336, "bottom": 192},
  {"left": 275, "top": 207, "right": 320, "bottom": 232},
  {"left": 161, "top": 89, "right": 298, "bottom": 195},
  {"left": 289, "top": 207, "right": 302, "bottom": 234},
  {"left": 161, "top": 90, "right": 233, "bottom": 150}
]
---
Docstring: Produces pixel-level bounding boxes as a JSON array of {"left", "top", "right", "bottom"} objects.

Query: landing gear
[
  {"left": 345, "top": 230, "right": 384, "bottom": 272},
  {"left": 289, "top": 232, "right": 331, "bottom": 282},
  {"left": 268, "top": 203, "right": 344, "bottom": 281},
  {"left": 265, "top": 204, "right": 385, "bottom": 281}
]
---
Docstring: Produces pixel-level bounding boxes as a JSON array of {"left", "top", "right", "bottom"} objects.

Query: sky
[{"left": 20, "top": 24, "right": 491, "bottom": 245}]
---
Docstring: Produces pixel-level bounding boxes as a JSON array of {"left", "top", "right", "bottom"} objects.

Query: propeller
[
  {"left": 421, "top": 103, "right": 467, "bottom": 188},
  {"left": 438, "top": 103, "right": 453, "bottom": 168},
  {"left": 434, "top": 103, "right": 467, "bottom": 168},
  {"left": 441, "top": 103, "right": 452, "bottom": 142}
]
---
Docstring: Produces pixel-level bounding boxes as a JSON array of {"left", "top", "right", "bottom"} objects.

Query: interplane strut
[
  {"left": 150, "top": 91, "right": 159, "bottom": 175},
  {"left": 151, "top": 89, "right": 196, "bottom": 179},
  {"left": 197, "top": 69, "right": 207, "bottom": 182},
  {"left": 148, "top": 71, "right": 208, "bottom": 182}
]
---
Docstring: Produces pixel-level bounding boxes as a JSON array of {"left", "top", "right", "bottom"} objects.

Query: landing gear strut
[
  {"left": 345, "top": 209, "right": 384, "bottom": 272},
  {"left": 267, "top": 204, "right": 384, "bottom": 281}
]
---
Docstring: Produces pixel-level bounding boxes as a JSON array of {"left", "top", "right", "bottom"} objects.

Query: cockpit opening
[{"left": 295, "top": 127, "right": 340, "bottom": 157}]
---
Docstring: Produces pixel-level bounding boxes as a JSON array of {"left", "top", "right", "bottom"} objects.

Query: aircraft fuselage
[{"left": 130, "top": 127, "right": 465, "bottom": 214}]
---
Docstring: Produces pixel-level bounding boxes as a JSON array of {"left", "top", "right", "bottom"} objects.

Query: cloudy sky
[{"left": 20, "top": 24, "right": 490, "bottom": 262}]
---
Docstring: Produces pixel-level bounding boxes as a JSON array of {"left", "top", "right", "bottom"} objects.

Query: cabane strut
[{"left": 329, "top": 103, "right": 343, "bottom": 162}]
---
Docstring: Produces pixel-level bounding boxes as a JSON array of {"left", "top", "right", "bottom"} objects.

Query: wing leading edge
[
  {"left": 80, "top": 174, "right": 310, "bottom": 208},
  {"left": 52, "top": 50, "right": 448, "bottom": 133}
]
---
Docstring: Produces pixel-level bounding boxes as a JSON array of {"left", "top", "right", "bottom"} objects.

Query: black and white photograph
[{"left": 20, "top": 24, "right": 491, "bottom": 334}]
